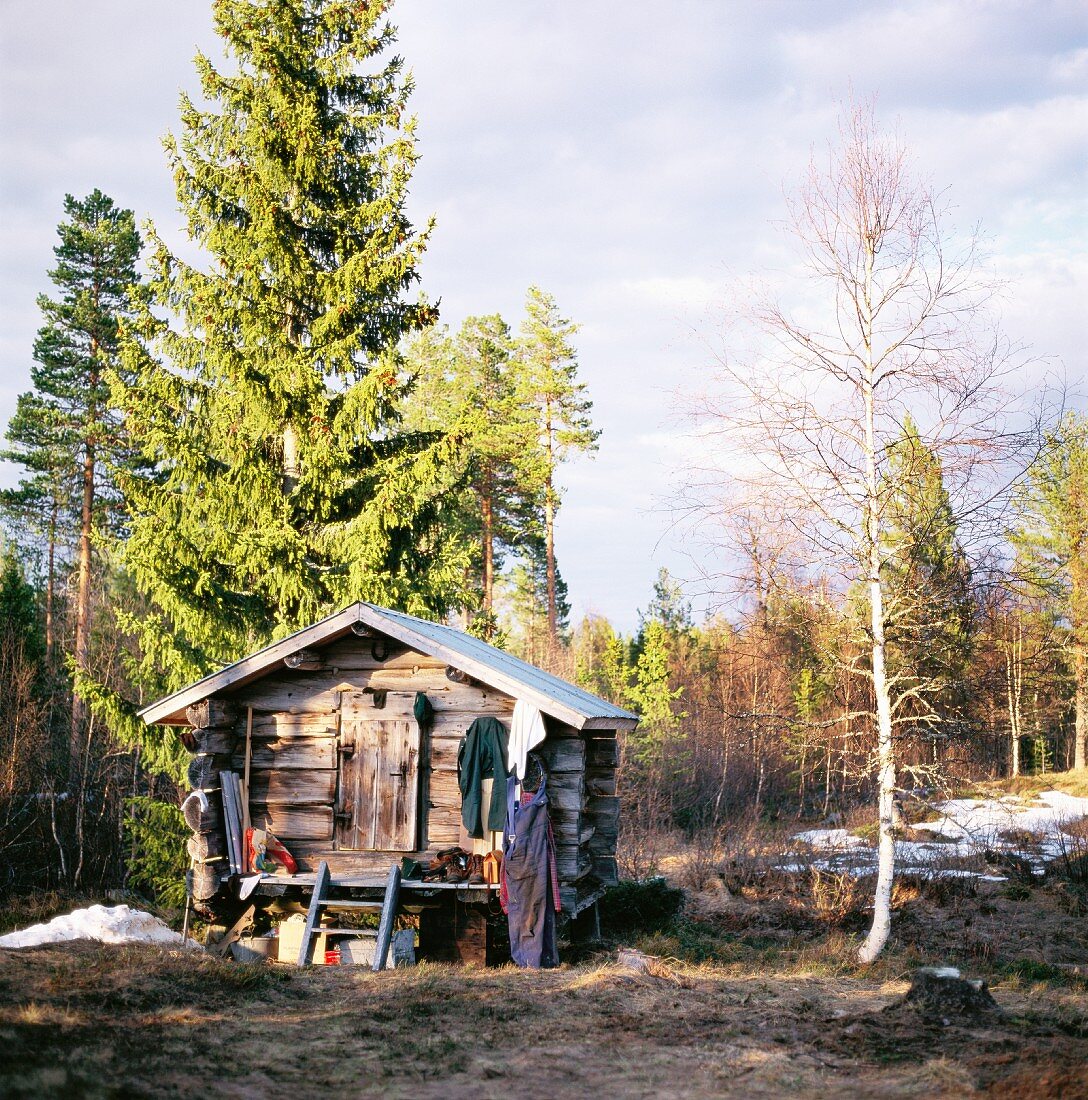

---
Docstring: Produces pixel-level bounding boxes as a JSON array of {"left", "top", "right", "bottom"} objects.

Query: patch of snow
[
  {"left": 0, "top": 904, "right": 196, "bottom": 950},
  {"left": 915, "top": 790, "right": 1088, "bottom": 849},
  {"left": 791, "top": 829, "right": 868, "bottom": 851},
  {"left": 776, "top": 788, "right": 1087, "bottom": 883}
]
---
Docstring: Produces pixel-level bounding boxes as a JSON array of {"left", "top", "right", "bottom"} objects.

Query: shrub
[
  {"left": 124, "top": 796, "right": 188, "bottom": 911},
  {"left": 599, "top": 877, "right": 684, "bottom": 938}
]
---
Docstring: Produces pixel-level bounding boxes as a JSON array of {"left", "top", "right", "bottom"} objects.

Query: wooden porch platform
[{"left": 257, "top": 872, "right": 497, "bottom": 892}]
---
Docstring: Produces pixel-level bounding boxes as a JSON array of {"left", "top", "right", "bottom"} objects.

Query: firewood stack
[{"left": 181, "top": 699, "right": 239, "bottom": 915}]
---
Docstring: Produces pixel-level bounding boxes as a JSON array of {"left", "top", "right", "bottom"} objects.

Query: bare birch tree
[{"left": 686, "top": 100, "right": 1038, "bottom": 962}]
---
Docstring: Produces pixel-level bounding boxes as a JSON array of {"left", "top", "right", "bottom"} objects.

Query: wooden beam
[
  {"left": 284, "top": 648, "right": 325, "bottom": 671},
  {"left": 186, "top": 699, "right": 238, "bottom": 730},
  {"left": 208, "top": 904, "right": 255, "bottom": 957},
  {"left": 241, "top": 707, "right": 253, "bottom": 835},
  {"left": 297, "top": 861, "right": 331, "bottom": 967},
  {"left": 372, "top": 864, "right": 402, "bottom": 972}
]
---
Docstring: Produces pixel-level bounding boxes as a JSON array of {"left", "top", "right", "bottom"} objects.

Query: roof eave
[{"left": 140, "top": 601, "right": 639, "bottom": 731}]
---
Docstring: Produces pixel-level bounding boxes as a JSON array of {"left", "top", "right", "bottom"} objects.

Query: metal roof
[{"left": 139, "top": 601, "right": 639, "bottom": 730}]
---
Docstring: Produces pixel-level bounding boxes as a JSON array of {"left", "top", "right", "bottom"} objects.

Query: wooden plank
[
  {"left": 219, "top": 771, "right": 240, "bottom": 874},
  {"left": 586, "top": 772, "right": 617, "bottom": 797},
  {"left": 232, "top": 736, "right": 336, "bottom": 771},
  {"left": 186, "top": 699, "right": 238, "bottom": 729},
  {"left": 351, "top": 605, "right": 593, "bottom": 730},
  {"left": 251, "top": 804, "right": 334, "bottom": 840},
  {"left": 187, "top": 753, "right": 230, "bottom": 791},
  {"left": 297, "top": 861, "right": 330, "bottom": 966},
  {"left": 426, "top": 820, "right": 461, "bottom": 848},
  {"left": 182, "top": 790, "right": 222, "bottom": 834},
  {"left": 593, "top": 856, "right": 619, "bottom": 886},
  {"left": 231, "top": 673, "right": 516, "bottom": 718},
  {"left": 586, "top": 739, "right": 619, "bottom": 767},
  {"left": 248, "top": 768, "right": 336, "bottom": 805},
  {"left": 287, "top": 844, "right": 429, "bottom": 876},
  {"left": 556, "top": 843, "right": 593, "bottom": 882},
  {"left": 537, "top": 737, "right": 586, "bottom": 774},
  {"left": 587, "top": 795, "right": 621, "bottom": 819},
  {"left": 242, "top": 707, "right": 253, "bottom": 834},
  {"left": 371, "top": 864, "right": 402, "bottom": 971},
  {"left": 248, "top": 713, "right": 338, "bottom": 738},
  {"left": 209, "top": 904, "right": 255, "bottom": 957},
  {"left": 283, "top": 647, "right": 325, "bottom": 671},
  {"left": 427, "top": 769, "right": 464, "bottom": 810},
  {"left": 186, "top": 833, "right": 226, "bottom": 862},
  {"left": 193, "top": 729, "right": 239, "bottom": 755}
]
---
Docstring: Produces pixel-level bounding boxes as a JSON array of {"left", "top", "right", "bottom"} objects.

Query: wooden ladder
[{"left": 296, "top": 861, "right": 402, "bottom": 971}]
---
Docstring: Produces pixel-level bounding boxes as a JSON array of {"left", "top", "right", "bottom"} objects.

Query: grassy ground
[
  {"left": 3, "top": 771, "right": 1087, "bottom": 1098},
  {"left": 2, "top": 907, "right": 1087, "bottom": 1099}
]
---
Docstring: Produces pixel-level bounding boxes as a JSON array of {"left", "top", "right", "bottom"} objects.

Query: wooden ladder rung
[
  {"left": 317, "top": 899, "right": 384, "bottom": 911},
  {"left": 320, "top": 928, "right": 379, "bottom": 937}
]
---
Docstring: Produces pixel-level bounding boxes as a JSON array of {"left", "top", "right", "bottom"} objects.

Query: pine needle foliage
[
  {"left": 125, "top": 796, "right": 190, "bottom": 908},
  {"left": 112, "top": 0, "right": 469, "bottom": 687}
]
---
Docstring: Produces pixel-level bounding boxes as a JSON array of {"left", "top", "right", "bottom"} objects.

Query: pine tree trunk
[
  {"left": 545, "top": 482, "right": 557, "bottom": 643},
  {"left": 71, "top": 417, "right": 95, "bottom": 782},
  {"left": 481, "top": 471, "right": 494, "bottom": 611},
  {"left": 1075, "top": 643, "right": 1087, "bottom": 770},
  {"left": 45, "top": 497, "right": 57, "bottom": 667}
]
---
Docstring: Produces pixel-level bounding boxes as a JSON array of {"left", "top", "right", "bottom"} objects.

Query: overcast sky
[{"left": 1, "top": 1, "right": 1085, "bottom": 632}]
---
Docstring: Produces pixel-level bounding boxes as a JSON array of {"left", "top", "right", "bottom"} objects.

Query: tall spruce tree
[
  {"left": 1, "top": 190, "right": 141, "bottom": 773},
  {"left": 880, "top": 417, "right": 973, "bottom": 740},
  {"left": 1013, "top": 412, "right": 1088, "bottom": 770},
  {"left": 516, "top": 286, "right": 599, "bottom": 643},
  {"left": 112, "top": 0, "right": 466, "bottom": 688}
]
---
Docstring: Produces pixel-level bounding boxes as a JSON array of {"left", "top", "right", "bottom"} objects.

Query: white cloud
[{"left": 1, "top": 0, "right": 1085, "bottom": 630}]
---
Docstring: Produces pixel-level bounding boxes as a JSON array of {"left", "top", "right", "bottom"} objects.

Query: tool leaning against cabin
[{"left": 457, "top": 715, "right": 510, "bottom": 838}]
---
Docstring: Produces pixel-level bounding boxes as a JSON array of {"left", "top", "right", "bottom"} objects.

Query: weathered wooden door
[{"left": 337, "top": 695, "right": 419, "bottom": 851}]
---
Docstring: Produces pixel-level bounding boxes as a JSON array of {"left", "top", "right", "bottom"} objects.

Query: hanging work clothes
[
  {"left": 501, "top": 775, "right": 560, "bottom": 969},
  {"left": 508, "top": 699, "right": 547, "bottom": 780},
  {"left": 457, "top": 716, "right": 509, "bottom": 838}
]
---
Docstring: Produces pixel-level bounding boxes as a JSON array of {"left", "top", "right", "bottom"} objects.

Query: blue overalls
[{"left": 503, "top": 775, "right": 560, "bottom": 969}]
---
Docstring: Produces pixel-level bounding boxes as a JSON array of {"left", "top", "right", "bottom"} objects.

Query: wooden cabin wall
[{"left": 184, "top": 632, "right": 621, "bottom": 915}]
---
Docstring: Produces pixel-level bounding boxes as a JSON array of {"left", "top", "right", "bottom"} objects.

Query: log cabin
[{"left": 140, "top": 602, "right": 637, "bottom": 961}]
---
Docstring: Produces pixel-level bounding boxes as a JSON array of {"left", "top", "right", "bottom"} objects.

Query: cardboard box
[
  {"left": 276, "top": 920, "right": 335, "bottom": 964},
  {"left": 275, "top": 921, "right": 405, "bottom": 966}
]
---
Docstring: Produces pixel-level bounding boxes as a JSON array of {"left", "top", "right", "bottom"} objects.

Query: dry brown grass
[
  {"left": 1, "top": 938, "right": 1085, "bottom": 1099},
  {"left": 994, "top": 767, "right": 1088, "bottom": 800}
]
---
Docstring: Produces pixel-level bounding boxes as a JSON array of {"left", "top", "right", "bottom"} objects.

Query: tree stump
[{"left": 904, "top": 967, "right": 1001, "bottom": 1020}]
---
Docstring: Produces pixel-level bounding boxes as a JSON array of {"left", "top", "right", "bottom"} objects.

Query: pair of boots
[{"left": 422, "top": 847, "right": 485, "bottom": 884}]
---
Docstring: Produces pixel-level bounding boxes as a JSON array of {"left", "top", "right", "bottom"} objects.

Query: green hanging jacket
[{"left": 457, "top": 716, "right": 509, "bottom": 838}]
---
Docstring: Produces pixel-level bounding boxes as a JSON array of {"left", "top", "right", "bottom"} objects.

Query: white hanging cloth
[{"left": 508, "top": 698, "right": 547, "bottom": 780}]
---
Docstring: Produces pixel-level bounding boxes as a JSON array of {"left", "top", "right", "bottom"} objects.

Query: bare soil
[{"left": 1, "top": 938, "right": 1086, "bottom": 1099}]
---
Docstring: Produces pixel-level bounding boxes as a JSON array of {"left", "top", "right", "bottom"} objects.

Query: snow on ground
[
  {"left": 791, "top": 829, "right": 868, "bottom": 851},
  {"left": 784, "top": 789, "right": 1088, "bottom": 881},
  {"left": 0, "top": 904, "right": 196, "bottom": 950}
]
